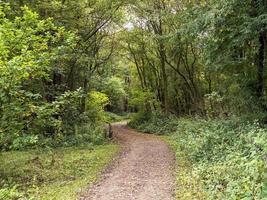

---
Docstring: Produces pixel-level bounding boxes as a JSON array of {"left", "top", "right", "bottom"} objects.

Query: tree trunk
[
  {"left": 80, "top": 78, "right": 88, "bottom": 113},
  {"left": 257, "top": 32, "right": 266, "bottom": 99}
]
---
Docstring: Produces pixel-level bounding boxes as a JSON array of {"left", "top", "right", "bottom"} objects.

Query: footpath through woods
[{"left": 80, "top": 122, "right": 175, "bottom": 200}]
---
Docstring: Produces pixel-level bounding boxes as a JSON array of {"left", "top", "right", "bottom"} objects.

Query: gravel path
[{"left": 80, "top": 122, "right": 175, "bottom": 200}]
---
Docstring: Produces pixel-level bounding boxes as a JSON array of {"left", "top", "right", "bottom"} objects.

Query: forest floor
[
  {"left": 80, "top": 122, "right": 175, "bottom": 200},
  {"left": 0, "top": 143, "right": 118, "bottom": 200}
]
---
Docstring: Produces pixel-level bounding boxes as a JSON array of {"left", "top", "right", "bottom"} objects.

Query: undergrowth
[
  {"left": 130, "top": 113, "right": 267, "bottom": 199},
  {"left": 0, "top": 112, "right": 123, "bottom": 200},
  {"left": 0, "top": 144, "right": 119, "bottom": 200},
  {"left": 0, "top": 122, "right": 107, "bottom": 151},
  {"left": 0, "top": 111, "right": 126, "bottom": 151}
]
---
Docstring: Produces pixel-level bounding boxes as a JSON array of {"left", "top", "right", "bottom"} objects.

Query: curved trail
[{"left": 80, "top": 122, "right": 175, "bottom": 200}]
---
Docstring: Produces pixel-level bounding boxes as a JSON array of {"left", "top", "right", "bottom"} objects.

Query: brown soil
[{"left": 80, "top": 122, "right": 175, "bottom": 200}]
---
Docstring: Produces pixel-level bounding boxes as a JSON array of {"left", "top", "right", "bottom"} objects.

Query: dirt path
[{"left": 80, "top": 122, "right": 175, "bottom": 200}]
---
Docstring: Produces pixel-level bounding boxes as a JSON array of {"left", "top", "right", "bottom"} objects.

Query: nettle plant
[{"left": 0, "top": 4, "right": 77, "bottom": 150}]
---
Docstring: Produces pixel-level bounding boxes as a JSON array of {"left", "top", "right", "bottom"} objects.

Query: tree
[{"left": 0, "top": 4, "right": 76, "bottom": 149}]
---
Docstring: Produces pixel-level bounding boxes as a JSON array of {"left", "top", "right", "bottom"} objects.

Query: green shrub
[
  {"left": 0, "top": 5, "right": 76, "bottom": 151},
  {"left": 10, "top": 135, "right": 39, "bottom": 150},
  {"left": 40, "top": 123, "right": 106, "bottom": 147},
  {"left": 0, "top": 185, "right": 28, "bottom": 200},
  {"left": 104, "top": 112, "right": 130, "bottom": 123},
  {"left": 86, "top": 91, "right": 109, "bottom": 122},
  {"left": 73, "top": 123, "right": 105, "bottom": 145},
  {"left": 129, "top": 112, "right": 178, "bottom": 134},
  {"left": 128, "top": 111, "right": 153, "bottom": 128}
]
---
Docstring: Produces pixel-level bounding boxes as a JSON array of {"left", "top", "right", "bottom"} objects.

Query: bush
[
  {"left": 39, "top": 123, "right": 106, "bottom": 147},
  {"left": 86, "top": 91, "right": 109, "bottom": 122},
  {"left": 129, "top": 112, "right": 178, "bottom": 134},
  {"left": 73, "top": 123, "right": 106, "bottom": 145},
  {"left": 0, "top": 6, "right": 76, "bottom": 151},
  {"left": 104, "top": 112, "right": 130, "bottom": 123}
]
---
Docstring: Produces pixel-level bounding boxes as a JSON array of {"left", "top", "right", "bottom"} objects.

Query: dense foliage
[
  {"left": 130, "top": 114, "right": 267, "bottom": 199},
  {"left": 125, "top": 0, "right": 267, "bottom": 117},
  {"left": 1, "top": 0, "right": 266, "bottom": 148},
  {"left": 127, "top": 2, "right": 267, "bottom": 197},
  {"left": 0, "top": 1, "right": 127, "bottom": 198},
  {"left": 0, "top": 0, "right": 267, "bottom": 199},
  {"left": 0, "top": 1, "right": 129, "bottom": 150}
]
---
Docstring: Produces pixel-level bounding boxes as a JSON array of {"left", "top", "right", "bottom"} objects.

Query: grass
[{"left": 0, "top": 143, "right": 119, "bottom": 200}]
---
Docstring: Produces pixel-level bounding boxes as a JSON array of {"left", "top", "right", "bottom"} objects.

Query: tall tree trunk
[
  {"left": 160, "top": 52, "right": 169, "bottom": 114},
  {"left": 80, "top": 77, "right": 88, "bottom": 113},
  {"left": 257, "top": 32, "right": 266, "bottom": 99}
]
